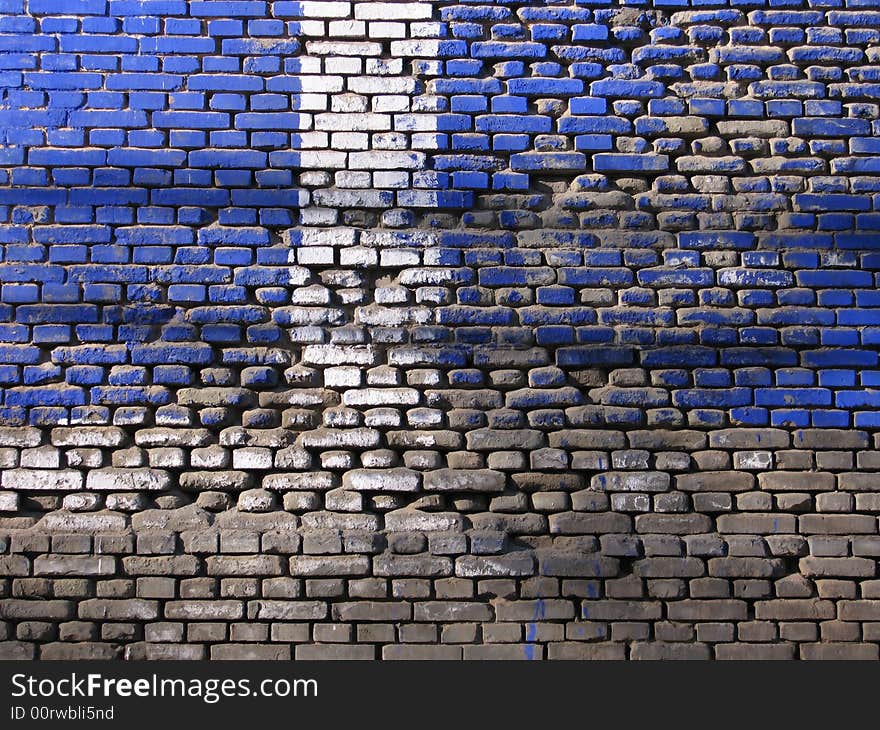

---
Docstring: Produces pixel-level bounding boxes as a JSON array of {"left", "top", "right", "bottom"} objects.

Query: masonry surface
[{"left": 2, "top": 0, "right": 880, "bottom": 660}]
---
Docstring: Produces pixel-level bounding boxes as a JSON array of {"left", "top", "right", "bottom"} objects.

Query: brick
[
  {"left": 0, "top": 600, "right": 74, "bottom": 620},
  {"left": 290, "top": 556, "right": 370, "bottom": 577},
  {"left": 212, "top": 644, "right": 291, "bottom": 660},
  {"left": 582, "top": 601, "right": 662, "bottom": 621},
  {"left": 164, "top": 601, "right": 243, "bottom": 621},
  {"left": 79, "top": 599, "right": 158, "bottom": 621},
  {"left": 716, "top": 643, "right": 795, "bottom": 660},
  {"left": 207, "top": 556, "right": 286, "bottom": 576},
  {"left": 631, "top": 642, "right": 711, "bottom": 660},
  {"left": 800, "top": 515, "right": 877, "bottom": 535},
  {"left": 799, "top": 557, "right": 876, "bottom": 578},
  {"left": 413, "top": 601, "right": 493, "bottom": 622},
  {"left": 382, "top": 645, "right": 462, "bottom": 660},
  {"left": 755, "top": 600, "right": 836, "bottom": 621},
  {"left": 247, "top": 600, "right": 327, "bottom": 620},
  {"left": 295, "top": 644, "right": 375, "bottom": 660},
  {"left": 332, "top": 602, "right": 411, "bottom": 622},
  {"left": 463, "top": 644, "right": 543, "bottom": 660},
  {"left": 800, "top": 643, "right": 880, "bottom": 660},
  {"left": 667, "top": 600, "right": 748, "bottom": 621},
  {"left": 758, "top": 472, "right": 836, "bottom": 492},
  {"left": 495, "top": 600, "right": 575, "bottom": 622},
  {"left": 33, "top": 556, "right": 115, "bottom": 576}
]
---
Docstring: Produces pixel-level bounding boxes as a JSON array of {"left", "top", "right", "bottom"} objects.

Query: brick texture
[{"left": 1, "top": 0, "right": 880, "bottom": 660}]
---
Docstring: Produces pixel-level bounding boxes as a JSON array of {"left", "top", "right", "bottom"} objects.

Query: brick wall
[{"left": 2, "top": 0, "right": 880, "bottom": 660}]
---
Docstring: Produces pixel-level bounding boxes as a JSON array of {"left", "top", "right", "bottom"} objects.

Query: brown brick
[
  {"left": 630, "top": 642, "right": 710, "bottom": 660},
  {"left": 755, "top": 599, "right": 836, "bottom": 620},
  {"left": 800, "top": 643, "right": 879, "bottom": 660},
  {"left": 758, "top": 472, "right": 835, "bottom": 492},
  {"left": 164, "top": 600, "right": 243, "bottom": 621},
  {"left": 799, "top": 514, "right": 877, "bottom": 534},
  {"left": 715, "top": 643, "right": 794, "bottom": 660},
  {"left": 717, "top": 513, "right": 798, "bottom": 534},
  {"left": 582, "top": 601, "right": 662, "bottom": 621},
  {"left": 546, "top": 642, "right": 626, "bottom": 660},
  {"left": 800, "top": 557, "right": 876, "bottom": 578},
  {"left": 666, "top": 600, "right": 748, "bottom": 621}
]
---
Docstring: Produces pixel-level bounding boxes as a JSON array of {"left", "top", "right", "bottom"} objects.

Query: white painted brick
[
  {"left": 354, "top": 2, "right": 432, "bottom": 20},
  {"left": 316, "top": 112, "right": 391, "bottom": 131},
  {"left": 325, "top": 56, "right": 362, "bottom": 74},
  {"left": 373, "top": 171, "right": 410, "bottom": 188},
  {"left": 413, "top": 59, "right": 443, "bottom": 75},
  {"left": 296, "top": 93, "right": 329, "bottom": 111},
  {"left": 367, "top": 58, "right": 404, "bottom": 75},
  {"left": 339, "top": 246, "right": 379, "bottom": 268},
  {"left": 190, "top": 446, "right": 229, "bottom": 469},
  {"left": 364, "top": 408, "right": 401, "bottom": 427},
  {"left": 297, "top": 171, "right": 330, "bottom": 186},
  {"left": 412, "top": 21, "right": 445, "bottom": 37},
  {"left": 368, "top": 21, "right": 407, "bottom": 38},
  {"left": 295, "top": 19, "right": 326, "bottom": 35},
  {"left": 360, "top": 230, "right": 438, "bottom": 247},
  {"left": 349, "top": 151, "right": 425, "bottom": 170},
  {"left": 411, "top": 132, "right": 446, "bottom": 149},
  {"left": 293, "top": 131, "right": 331, "bottom": 149},
  {"left": 4, "top": 469, "right": 82, "bottom": 491},
  {"left": 331, "top": 93, "right": 368, "bottom": 113},
  {"left": 331, "top": 132, "right": 369, "bottom": 150},
  {"left": 349, "top": 77, "right": 417, "bottom": 94},
  {"left": 373, "top": 95, "right": 411, "bottom": 113},
  {"left": 303, "top": 344, "right": 377, "bottom": 366},
  {"left": 325, "top": 366, "right": 362, "bottom": 388},
  {"left": 232, "top": 448, "right": 274, "bottom": 470},
  {"left": 393, "top": 113, "right": 440, "bottom": 131},
  {"left": 412, "top": 94, "right": 446, "bottom": 111},
  {"left": 287, "top": 1, "right": 351, "bottom": 18},
  {"left": 290, "top": 284, "right": 332, "bottom": 304},
  {"left": 283, "top": 56, "right": 322, "bottom": 73},
  {"left": 291, "top": 150, "right": 348, "bottom": 168},
  {"left": 343, "top": 388, "right": 421, "bottom": 407},
  {"left": 286, "top": 75, "right": 344, "bottom": 93},
  {"left": 407, "top": 408, "right": 444, "bottom": 427},
  {"left": 380, "top": 249, "right": 421, "bottom": 267},
  {"left": 366, "top": 366, "right": 403, "bottom": 386},
  {"left": 335, "top": 170, "right": 372, "bottom": 188},
  {"left": 20, "top": 446, "right": 61, "bottom": 469},
  {"left": 337, "top": 289, "right": 366, "bottom": 306},
  {"left": 288, "top": 326, "right": 326, "bottom": 343},
  {"left": 293, "top": 227, "right": 358, "bottom": 247},
  {"left": 415, "top": 286, "right": 448, "bottom": 304},
  {"left": 373, "top": 131, "right": 409, "bottom": 149},
  {"left": 389, "top": 39, "right": 444, "bottom": 57},
  {"left": 328, "top": 19, "right": 365, "bottom": 36},
  {"left": 300, "top": 208, "right": 338, "bottom": 226},
  {"left": 306, "top": 40, "right": 382, "bottom": 56},
  {"left": 296, "top": 247, "right": 336, "bottom": 265}
]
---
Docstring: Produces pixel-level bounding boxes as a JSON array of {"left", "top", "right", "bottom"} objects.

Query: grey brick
[
  {"left": 715, "top": 643, "right": 795, "bottom": 660},
  {"left": 295, "top": 644, "right": 375, "bottom": 660},
  {"left": 630, "top": 642, "right": 711, "bottom": 660},
  {"left": 247, "top": 600, "right": 327, "bottom": 620},
  {"left": 382, "top": 644, "right": 462, "bottom": 660}
]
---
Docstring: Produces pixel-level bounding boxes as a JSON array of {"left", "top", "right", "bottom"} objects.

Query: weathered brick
[
  {"left": 5, "top": 0, "right": 880, "bottom": 663},
  {"left": 206, "top": 556, "right": 286, "bottom": 576},
  {"left": 164, "top": 601, "right": 244, "bottom": 621},
  {"left": 247, "top": 600, "right": 327, "bottom": 620},
  {"left": 79, "top": 599, "right": 158, "bottom": 621}
]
